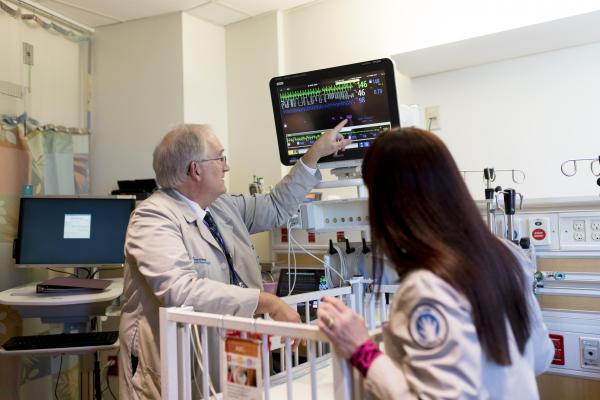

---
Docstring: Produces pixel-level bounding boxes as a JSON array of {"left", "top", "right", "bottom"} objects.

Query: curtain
[
  {"left": 0, "top": 118, "right": 90, "bottom": 399},
  {"left": 0, "top": 122, "right": 31, "bottom": 242},
  {"left": 28, "top": 126, "right": 90, "bottom": 196}
]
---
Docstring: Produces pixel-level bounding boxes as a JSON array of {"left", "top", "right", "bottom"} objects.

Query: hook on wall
[
  {"left": 461, "top": 168, "right": 526, "bottom": 184},
  {"left": 561, "top": 156, "right": 600, "bottom": 177}
]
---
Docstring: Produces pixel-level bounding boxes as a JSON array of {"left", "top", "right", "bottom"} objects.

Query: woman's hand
[{"left": 317, "top": 295, "right": 370, "bottom": 359}]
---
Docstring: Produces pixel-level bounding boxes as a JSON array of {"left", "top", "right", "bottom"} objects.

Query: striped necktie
[{"left": 203, "top": 211, "right": 246, "bottom": 287}]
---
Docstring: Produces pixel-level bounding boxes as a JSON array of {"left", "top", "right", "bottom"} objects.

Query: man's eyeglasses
[
  {"left": 201, "top": 155, "right": 227, "bottom": 164},
  {"left": 187, "top": 155, "right": 228, "bottom": 175}
]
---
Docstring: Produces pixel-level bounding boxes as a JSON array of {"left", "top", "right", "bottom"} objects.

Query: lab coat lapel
[
  {"left": 180, "top": 203, "right": 223, "bottom": 255},
  {"left": 212, "top": 212, "right": 252, "bottom": 285},
  {"left": 198, "top": 220, "right": 225, "bottom": 255}
]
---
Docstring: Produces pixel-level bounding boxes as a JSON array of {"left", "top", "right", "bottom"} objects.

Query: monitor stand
[
  {"left": 330, "top": 166, "right": 362, "bottom": 180},
  {"left": 316, "top": 166, "right": 366, "bottom": 198},
  {"left": 315, "top": 165, "right": 366, "bottom": 194}
]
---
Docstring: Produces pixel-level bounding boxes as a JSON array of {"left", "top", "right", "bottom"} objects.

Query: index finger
[{"left": 330, "top": 119, "right": 348, "bottom": 133}]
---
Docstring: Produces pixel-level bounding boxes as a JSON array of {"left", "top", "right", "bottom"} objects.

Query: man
[{"left": 119, "top": 121, "right": 349, "bottom": 399}]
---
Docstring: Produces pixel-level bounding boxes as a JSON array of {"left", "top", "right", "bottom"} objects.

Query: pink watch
[{"left": 349, "top": 339, "right": 383, "bottom": 377}]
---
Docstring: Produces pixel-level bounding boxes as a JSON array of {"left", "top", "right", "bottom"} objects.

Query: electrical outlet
[
  {"left": 592, "top": 232, "right": 600, "bottom": 241},
  {"left": 574, "top": 231, "right": 586, "bottom": 241},
  {"left": 108, "top": 355, "right": 119, "bottom": 376},
  {"left": 573, "top": 220, "right": 586, "bottom": 231},
  {"left": 23, "top": 42, "right": 33, "bottom": 66},
  {"left": 592, "top": 221, "right": 600, "bottom": 231},
  {"left": 424, "top": 106, "right": 440, "bottom": 131}
]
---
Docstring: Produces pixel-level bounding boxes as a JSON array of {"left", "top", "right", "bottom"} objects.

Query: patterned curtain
[
  {"left": 26, "top": 124, "right": 90, "bottom": 196},
  {"left": 0, "top": 119, "right": 90, "bottom": 244},
  {"left": 0, "top": 120, "right": 31, "bottom": 242},
  {"left": 0, "top": 117, "right": 90, "bottom": 400}
]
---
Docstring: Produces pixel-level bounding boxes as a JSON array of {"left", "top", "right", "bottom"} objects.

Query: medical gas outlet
[{"left": 581, "top": 337, "right": 600, "bottom": 370}]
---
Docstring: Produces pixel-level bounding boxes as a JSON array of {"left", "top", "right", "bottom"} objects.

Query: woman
[{"left": 317, "top": 127, "right": 554, "bottom": 399}]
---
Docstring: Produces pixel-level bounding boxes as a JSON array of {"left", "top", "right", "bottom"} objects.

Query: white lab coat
[
  {"left": 118, "top": 162, "right": 320, "bottom": 399},
  {"left": 364, "top": 243, "right": 554, "bottom": 400}
]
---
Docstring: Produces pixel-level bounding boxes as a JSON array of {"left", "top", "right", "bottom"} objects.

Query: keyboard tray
[{"left": 2, "top": 331, "right": 119, "bottom": 351}]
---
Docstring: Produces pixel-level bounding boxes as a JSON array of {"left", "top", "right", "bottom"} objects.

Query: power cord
[
  {"left": 287, "top": 217, "right": 297, "bottom": 295},
  {"left": 285, "top": 215, "right": 357, "bottom": 291},
  {"left": 54, "top": 354, "right": 63, "bottom": 400},
  {"left": 329, "top": 242, "right": 349, "bottom": 286},
  {"left": 285, "top": 222, "right": 348, "bottom": 286},
  {"left": 190, "top": 325, "right": 218, "bottom": 398},
  {"left": 90, "top": 268, "right": 121, "bottom": 279},
  {"left": 428, "top": 116, "right": 437, "bottom": 131},
  {"left": 47, "top": 268, "right": 80, "bottom": 278},
  {"left": 102, "top": 359, "right": 117, "bottom": 399}
]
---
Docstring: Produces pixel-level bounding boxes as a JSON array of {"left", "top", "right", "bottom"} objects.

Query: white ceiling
[{"left": 31, "top": 0, "right": 319, "bottom": 28}]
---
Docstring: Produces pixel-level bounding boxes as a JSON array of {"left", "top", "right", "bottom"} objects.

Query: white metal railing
[
  {"left": 159, "top": 281, "right": 399, "bottom": 399},
  {"left": 278, "top": 280, "right": 399, "bottom": 332},
  {"left": 160, "top": 308, "right": 355, "bottom": 400},
  {"left": 274, "top": 286, "right": 352, "bottom": 372}
]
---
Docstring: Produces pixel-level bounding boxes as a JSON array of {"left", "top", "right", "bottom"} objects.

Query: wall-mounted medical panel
[{"left": 299, "top": 198, "right": 369, "bottom": 232}]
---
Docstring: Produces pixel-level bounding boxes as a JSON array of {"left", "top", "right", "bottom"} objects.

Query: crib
[{"left": 159, "top": 280, "right": 399, "bottom": 399}]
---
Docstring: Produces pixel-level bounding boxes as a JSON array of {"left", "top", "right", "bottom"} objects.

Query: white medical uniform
[{"left": 364, "top": 244, "right": 554, "bottom": 399}]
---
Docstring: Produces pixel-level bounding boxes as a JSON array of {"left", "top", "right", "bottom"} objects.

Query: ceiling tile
[
  {"left": 187, "top": 2, "right": 248, "bottom": 26},
  {"left": 38, "top": 0, "right": 211, "bottom": 26},
  {"left": 217, "top": 0, "right": 316, "bottom": 16},
  {"left": 28, "top": 0, "right": 319, "bottom": 27},
  {"left": 36, "top": 0, "right": 116, "bottom": 27}
]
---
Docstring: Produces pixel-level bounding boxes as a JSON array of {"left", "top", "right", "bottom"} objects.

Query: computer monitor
[
  {"left": 276, "top": 268, "right": 326, "bottom": 322},
  {"left": 13, "top": 196, "right": 136, "bottom": 267},
  {"left": 276, "top": 268, "right": 326, "bottom": 297},
  {"left": 270, "top": 58, "right": 400, "bottom": 168}
]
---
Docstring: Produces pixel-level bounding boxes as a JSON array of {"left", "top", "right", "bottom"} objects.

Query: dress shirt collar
[{"left": 172, "top": 189, "right": 208, "bottom": 222}]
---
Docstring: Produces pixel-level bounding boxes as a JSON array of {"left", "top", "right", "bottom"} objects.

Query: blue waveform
[{"left": 281, "top": 99, "right": 359, "bottom": 115}]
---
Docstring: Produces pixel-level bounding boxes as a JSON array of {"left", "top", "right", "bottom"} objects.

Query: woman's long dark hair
[{"left": 362, "top": 127, "right": 530, "bottom": 366}]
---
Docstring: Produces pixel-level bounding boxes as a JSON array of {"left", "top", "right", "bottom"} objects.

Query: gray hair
[{"left": 152, "top": 124, "right": 212, "bottom": 189}]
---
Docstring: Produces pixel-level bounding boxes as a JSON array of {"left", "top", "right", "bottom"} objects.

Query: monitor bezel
[
  {"left": 270, "top": 58, "right": 400, "bottom": 167},
  {"left": 14, "top": 195, "right": 136, "bottom": 268}
]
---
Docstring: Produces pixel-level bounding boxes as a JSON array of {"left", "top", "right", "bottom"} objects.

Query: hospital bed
[{"left": 159, "top": 281, "right": 399, "bottom": 399}]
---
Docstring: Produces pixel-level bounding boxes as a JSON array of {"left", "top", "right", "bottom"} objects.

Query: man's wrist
[
  {"left": 300, "top": 152, "right": 318, "bottom": 169},
  {"left": 298, "top": 158, "right": 318, "bottom": 175},
  {"left": 256, "top": 292, "right": 277, "bottom": 314}
]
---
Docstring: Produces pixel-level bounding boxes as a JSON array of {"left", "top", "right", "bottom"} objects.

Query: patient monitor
[{"left": 270, "top": 58, "right": 400, "bottom": 169}]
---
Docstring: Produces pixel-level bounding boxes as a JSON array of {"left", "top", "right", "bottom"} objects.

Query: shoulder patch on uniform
[{"left": 408, "top": 303, "right": 448, "bottom": 349}]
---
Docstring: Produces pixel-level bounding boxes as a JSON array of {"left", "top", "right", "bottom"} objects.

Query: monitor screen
[
  {"left": 14, "top": 196, "right": 136, "bottom": 266},
  {"left": 270, "top": 58, "right": 400, "bottom": 167}
]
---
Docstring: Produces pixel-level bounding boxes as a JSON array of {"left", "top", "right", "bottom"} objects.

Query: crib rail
[{"left": 160, "top": 308, "right": 355, "bottom": 400}]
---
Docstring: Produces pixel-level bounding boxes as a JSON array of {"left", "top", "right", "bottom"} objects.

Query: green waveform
[
  {"left": 279, "top": 81, "right": 365, "bottom": 101},
  {"left": 287, "top": 134, "right": 322, "bottom": 143}
]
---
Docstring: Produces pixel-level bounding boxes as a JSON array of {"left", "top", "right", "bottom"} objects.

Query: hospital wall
[
  {"left": 225, "top": 12, "right": 283, "bottom": 262},
  {"left": 91, "top": 12, "right": 228, "bottom": 197},
  {"left": 225, "top": 0, "right": 600, "bottom": 263},
  {"left": 411, "top": 41, "right": 600, "bottom": 199}
]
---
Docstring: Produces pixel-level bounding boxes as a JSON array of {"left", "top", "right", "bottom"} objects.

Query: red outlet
[
  {"left": 549, "top": 334, "right": 565, "bottom": 366},
  {"left": 108, "top": 355, "right": 119, "bottom": 376}
]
